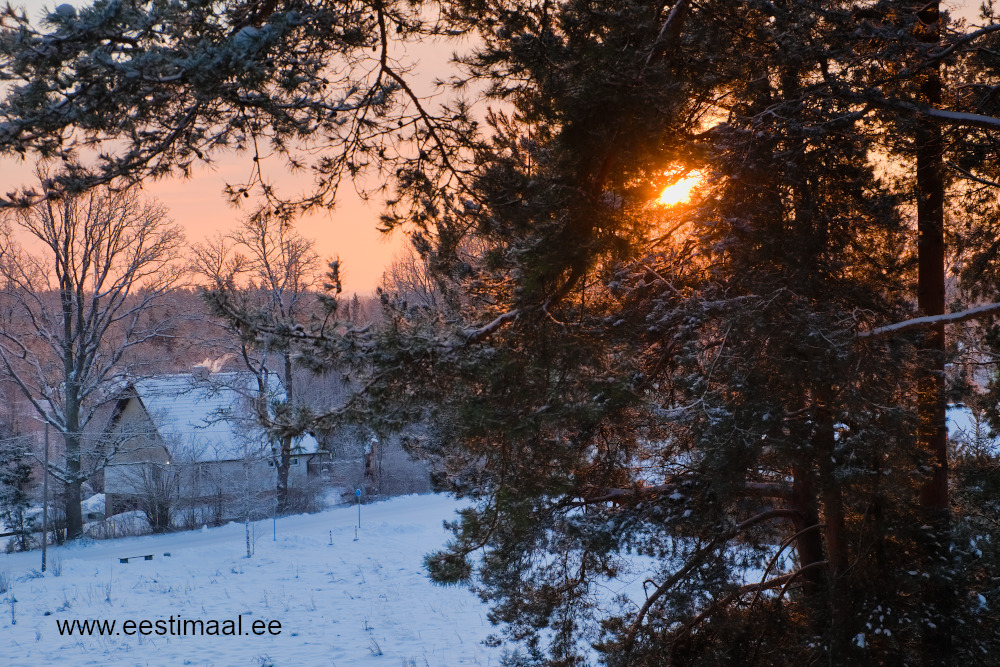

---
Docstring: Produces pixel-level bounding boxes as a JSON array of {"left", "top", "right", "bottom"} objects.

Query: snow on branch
[
  {"left": 463, "top": 309, "right": 521, "bottom": 343},
  {"left": 867, "top": 92, "right": 1000, "bottom": 133},
  {"left": 644, "top": 0, "right": 690, "bottom": 69},
  {"left": 572, "top": 481, "right": 792, "bottom": 506},
  {"left": 859, "top": 302, "right": 1000, "bottom": 338},
  {"left": 919, "top": 107, "right": 1000, "bottom": 130},
  {"left": 928, "top": 23, "right": 1000, "bottom": 61}
]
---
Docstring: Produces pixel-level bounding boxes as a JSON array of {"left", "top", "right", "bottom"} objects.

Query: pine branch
[
  {"left": 871, "top": 95, "right": 1000, "bottom": 131},
  {"left": 859, "top": 302, "right": 1000, "bottom": 337},
  {"left": 643, "top": 0, "right": 692, "bottom": 70},
  {"left": 672, "top": 560, "right": 830, "bottom": 643},
  {"left": 927, "top": 22, "right": 1000, "bottom": 61},
  {"left": 946, "top": 160, "right": 1000, "bottom": 189},
  {"left": 572, "top": 481, "right": 792, "bottom": 506},
  {"left": 622, "top": 508, "right": 801, "bottom": 654},
  {"left": 463, "top": 309, "right": 521, "bottom": 343},
  {"left": 747, "top": 524, "right": 826, "bottom": 613}
]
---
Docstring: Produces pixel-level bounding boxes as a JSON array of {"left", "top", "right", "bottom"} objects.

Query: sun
[{"left": 657, "top": 172, "right": 702, "bottom": 206}]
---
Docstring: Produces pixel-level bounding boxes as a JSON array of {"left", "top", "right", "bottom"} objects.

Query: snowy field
[{"left": 0, "top": 494, "right": 501, "bottom": 667}]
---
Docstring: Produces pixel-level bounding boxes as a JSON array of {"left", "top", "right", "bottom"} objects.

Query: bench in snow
[{"left": 119, "top": 552, "right": 171, "bottom": 563}]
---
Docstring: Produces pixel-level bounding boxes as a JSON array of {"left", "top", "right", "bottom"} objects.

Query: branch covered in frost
[
  {"left": 463, "top": 309, "right": 521, "bottom": 343},
  {"left": 859, "top": 302, "right": 1000, "bottom": 337},
  {"left": 572, "top": 481, "right": 792, "bottom": 506}
]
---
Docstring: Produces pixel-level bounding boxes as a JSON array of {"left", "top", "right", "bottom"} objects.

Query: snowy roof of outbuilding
[{"left": 122, "top": 372, "right": 322, "bottom": 463}]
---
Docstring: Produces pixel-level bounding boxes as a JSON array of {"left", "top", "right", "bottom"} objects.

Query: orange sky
[
  {"left": 0, "top": 0, "right": 985, "bottom": 293},
  {"left": 1, "top": 0, "right": 470, "bottom": 295},
  {"left": 147, "top": 160, "right": 403, "bottom": 297},
  {"left": 0, "top": 135, "right": 407, "bottom": 296}
]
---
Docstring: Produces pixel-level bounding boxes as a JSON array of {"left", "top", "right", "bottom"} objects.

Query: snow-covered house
[{"left": 102, "top": 372, "right": 327, "bottom": 520}]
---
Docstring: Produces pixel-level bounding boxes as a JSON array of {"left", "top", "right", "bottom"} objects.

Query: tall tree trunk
[
  {"left": 816, "top": 400, "right": 849, "bottom": 653},
  {"left": 911, "top": 1, "right": 952, "bottom": 661},
  {"left": 64, "top": 394, "right": 83, "bottom": 539},
  {"left": 790, "top": 465, "right": 826, "bottom": 598},
  {"left": 779, "top": 52, "right": 841, "bottom": 636},
  {"left": 914, "top": 0, "right": 948, "bottom": 519},
  {"left": 63, "top": 436, "right": 83, "bottom": 538}
]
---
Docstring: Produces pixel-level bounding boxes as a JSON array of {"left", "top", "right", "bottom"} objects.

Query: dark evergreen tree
[
  {"left": 0, "top": 434, "right": 34, "bottom": 552},
  {"left": 372, "top": 1, "right": 1000, "bottom": 663}
]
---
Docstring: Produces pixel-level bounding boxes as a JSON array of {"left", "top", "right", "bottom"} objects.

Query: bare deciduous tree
[
  {"left": 0, "top": 182, "right": 184, "bottom": 538},
  {"left": 379, "top": 244, "right": 442, "bottom": 311},
  {"left": 193, "top": 213, "right": 320, "bottom": 513}
]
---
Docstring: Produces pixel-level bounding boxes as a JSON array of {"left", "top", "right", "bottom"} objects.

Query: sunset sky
[
  {"left": 0, "top": 0, "right": 984, "bottom": 294},
  {"left": 1, "top": 109, "right": 411, "bottom": 297}
]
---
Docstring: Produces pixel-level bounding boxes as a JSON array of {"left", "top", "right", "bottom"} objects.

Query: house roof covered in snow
[{"left": 115, "top": 372, "right": 323, "bottom": 463}]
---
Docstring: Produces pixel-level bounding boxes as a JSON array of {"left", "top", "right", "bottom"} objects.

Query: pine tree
[
  {"left": 0, "top": 0, "right": 478, "bottom": 219},
  {"left": 0, "top": 434, "right": 34, "bottom": 552},
  {"left": 374, "top": 1, "right": 1000, "bottom": 663}
]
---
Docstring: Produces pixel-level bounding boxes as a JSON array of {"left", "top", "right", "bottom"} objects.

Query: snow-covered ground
[{"left": 0, "top": 494, "right": 501, "bottom": 666}]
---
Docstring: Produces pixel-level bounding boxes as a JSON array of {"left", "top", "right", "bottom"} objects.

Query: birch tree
[{"left": 0, "top": 183, "right": 183, "bottom": 538}]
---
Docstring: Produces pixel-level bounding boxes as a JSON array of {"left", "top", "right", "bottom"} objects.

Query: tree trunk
[
  {"left": 365, "top": 437, "right": 381, "bottom": 496},
  {"left": 276, "top": 435, "right": 292, "bottom": 514},
  {"left": 816, "top": 400, "right": 850, "bottom": 653},
  {"left": 914, "top": 0, "right": 948, "bottom": 518},
  {"left": 790, "top": 465, "right": 826, "bottom": 598},
  {"left": 64, "top": 405, "right": 84, "bottom": 539},
  {"left": 276, "top": 352, "right": 295, "bottom": 513},
  {"left": 63, "top": 459, "right": 83, "bottom": 538},
  {"left": 911, "top": 1, "right": 952, "bottom": 661}
]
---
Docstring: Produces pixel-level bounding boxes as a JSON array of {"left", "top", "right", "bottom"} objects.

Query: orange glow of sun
[{"left": 657, "top": 172, "right": 702, "bottom": 206}]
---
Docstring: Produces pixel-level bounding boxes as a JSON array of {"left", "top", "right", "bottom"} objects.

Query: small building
[{"left": 102, "top": 371, "right": 328, "bottom": 523}]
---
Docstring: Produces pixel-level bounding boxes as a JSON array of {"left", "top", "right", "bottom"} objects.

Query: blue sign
[{"left": 355, "top": 489, "right": 361, "bottom": 497}]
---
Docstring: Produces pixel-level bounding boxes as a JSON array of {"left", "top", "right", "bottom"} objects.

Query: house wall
[
  {"left": 104, "top": 397, "right": 172, "bottom": 517},
  {"left": 105, "top": 398, "right": 171, "bottom": 465},
  {"left": 265, "top": 454, "right": 310, "bottom": 485}
]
